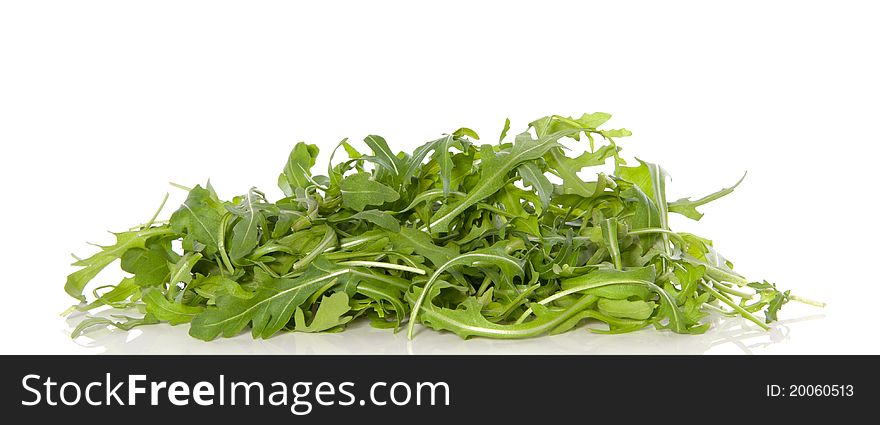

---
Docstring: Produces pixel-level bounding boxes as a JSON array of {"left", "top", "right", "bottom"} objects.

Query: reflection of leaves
[{"left": 71, "top": 314, "right": 160, "bottom": 338}]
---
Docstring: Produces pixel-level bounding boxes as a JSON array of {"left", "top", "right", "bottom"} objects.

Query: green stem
[
  {"left": 292, "top": 227, "right": 336, "bottom": 271},
  {"left": 337, "top": 261, "right": 425, "bottom": 275},
  {"left": 700, "top": 282, "right": 768, "bottom": 330},
  {"left": 414, "top": 293, "right": 598, "bottom": 340},
  {"left": 711, "top": 280, "right": 754, "bottom": 299},
  {"left": 168, "top": 181, "right": 192, "bottom": 191},
  {"left": 145, "top": 192, "right": 170, "bottom": 229},
  {"left": 475, "top": 275, "right": 493, "bottom": 297},
  {"left": 331, "top": 233, "right": 384, "bottom": 251},
  {"left": 702, "top": 303, "right": 737, "bottom": 317},
  {"left": 627, "top": 228, "right": 686, "bottom": 247},
  {"left": 602, "top": 218, "right": 622, "bottom": 270},
  {"left": 216, "top": 213, "right": 236, "bottom": 274},
  {"left": 491, "top": 283, "right": 541, "bottom": 320},
  {"left": 790, "top": 294, "right": 826, "bottom": 307}
]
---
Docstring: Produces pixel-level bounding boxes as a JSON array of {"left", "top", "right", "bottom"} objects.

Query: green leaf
[
  {"left": 142, "top": 288, "right": 204, "bottom": 325},
  {"left": 669, "top": 172, "right": 746, "bottom": 220},
  {"left": 452, "top": 127, "right": 480, "bottom": 140},
  {"left": 120, "top": 238, "right": 176, "bottom": 287},
  {"left": 516, "top": 162, "right": 553, "bottom": 211},
  {"left": 189, "top": 258, "right": 349, "bottom": 340},
  {"left": 407, "top": 246, "right": 524, "bottom": 338},
  {"left": 499, "top": 118, "right": 511, "bottom": 142},
  {"left": 349, "top": 209, "right": 401, "bottom": 232},
  {"left": 434, "top": 135, "right": 455, "bottom": 195},
  {"left": 387, "top": 227, "right": 458, "bottom": 268},
  {"left": 227, "top": 191, "right": 263, "bottom": 261},
  {"left": 601, "top": 128, "right": 633, "bottom": 138},
  {"left": 66, "top": 226, "right": 173, "bottom": 301},
  {"left": 294, "top": 292, "right": 353, "bottom": 332},
  {"left": 363, "top": 135, "right": 403, "bottom": 185},
  {"left": 557, "top": 267, "right": 688, "bottom": 333},
  {"left": 339, "top": 173, "right": 400, "bottom": 212},
  {"left": 190, "top": 275, "right": 253, "bottom": 300},
  {"left": 618, "top": 159, "right": 671, "bottom": 254},
  {"left": 411, "top": 291, "right": 597, "bottom": 339},
  {"left": 77, "top": 277, "right": 141, "bottom": 312},
  {"left": 169, "top": 185, "right": 227, "bottom": 257},
  {"left": 673, "top": 263, "right": 706, "bottom": 303},
  {"left": 597, "top": 298, "right": 656, "bottom": 320},
  {"left": 545, "top": 144, "right": 619, "bottom": 197},
  {"left": 428, "top": 128, "right": 580, "bottom": 233},
  {"left": 620, "top": 183, "right": 662, "bottom": 230},
  {"left": 278, "top": 142, "right": 320, "bottom": 197}
]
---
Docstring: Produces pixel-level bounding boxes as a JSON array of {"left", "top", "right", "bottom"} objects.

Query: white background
[{"left": 1, "top": 0, "right": 878, "bottom": 354}]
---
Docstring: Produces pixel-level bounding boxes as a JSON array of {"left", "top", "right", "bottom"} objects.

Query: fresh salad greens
[{"left": 65, "top": 113, "right": 822, "bottom": 341}]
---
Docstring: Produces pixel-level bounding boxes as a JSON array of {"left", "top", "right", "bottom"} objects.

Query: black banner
[{"left": 2, "top": 355, "right": 876, "bottom": 420}]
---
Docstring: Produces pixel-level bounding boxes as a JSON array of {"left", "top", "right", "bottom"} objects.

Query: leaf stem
[
  {"left": 475, "top": 275, "right": 493, "bottom": 297},
  {"left": 145, "top": 192, "right": 170, "bottom": 229},
  {"left": 602, "top": 218, "right": 623, "bottom": 270},
  {"left": 216, "top": 213, "right": 236, "bottom": 274},
  {"left": 168, "top": 181, "right": 193, "bottom": 192},
  {"left": 711, "top": 280, "right": 754, "bottom": 299},
  {"left": 790, "top": 294, "right": 826, "bottom": 307},
  {"left": 627, "top": 228, "right": 686, "bottom": 247},
  {"left": 337, "top": 261, "right": 426, "bottom": 275},
  {"left": 699, "top": 282, "right": 769, "bottom": 330}
]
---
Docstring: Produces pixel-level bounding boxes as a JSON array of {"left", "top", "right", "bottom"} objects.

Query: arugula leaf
[
  {"left": 169, "top": 185, "right": 226, "bottom": 257},
  {"left": 294, "top": 292, "right": 353, "bottom": 332},
  {"left": 142, "top": 288, "right": 204, "bottom": 325},
  {"left": 499, "top": 118, "right": 511, "bottom": 142},
  {"left": 428, "top": 129, "right": 580, "bottom": 233},
  {"left": 66, "top": 226, "right": 173, "bottom": 301},
  {"left": 410, "top": 290, "right": 598, "bottom": 339},
  {"left": 387, "top": 227, "right": 458, "bottom": 267},
  {"left": 349, "top": 209, "right": 401, "bottom": 232},
  {"left": 189, "top": 258, "right": 348, "bottom": 340},
  {"left": 120, "top": 238, "right": 176, "bottom": 287},
  {"left": 669, "top": 172, "right": 746, "bottom": 220},
  {"left": 77, "top": 277, "right": 140, "bottom": 312},
  {"left": 339, "top": 173, "right": 400, "bottom": 212},
  {"left": 618, "top": 159, "right": 671, "bottom": 257},
  {"left": 407, "top": 246, "right": 524, "bottom": 338},
  {"left": 363, "top": 135, "right": 403, "bottom": 186},
  {"left": 516, "top": 161, "right": 553, "bottom": 211},
  {"left": 597, "top": 298, "right": 656, "bottom": 320},
  {"left": 227, "top": 190, "right": 263, "bottom": 261},
  {"left": 278, "top": 142, "right": 320, "bottom": 196}
]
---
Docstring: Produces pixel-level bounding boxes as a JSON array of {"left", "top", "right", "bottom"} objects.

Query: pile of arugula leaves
[{"left": 65, "top": 113, "right": 821, "bottom": 341}]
